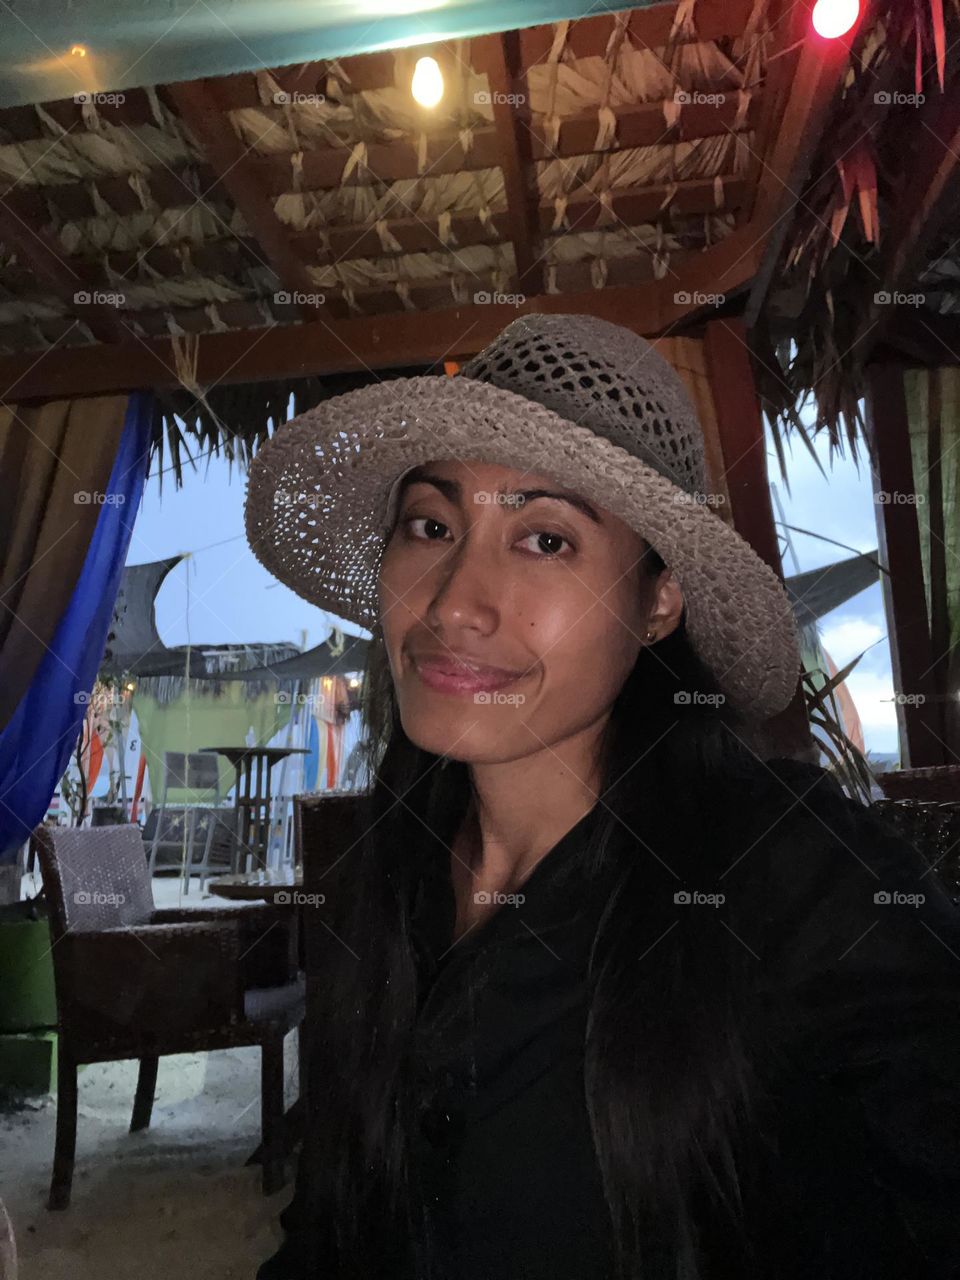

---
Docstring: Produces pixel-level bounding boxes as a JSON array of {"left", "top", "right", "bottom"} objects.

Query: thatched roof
[
  {"left": 752, "top": 0, "right": 960, "bottom": 462},
  {"left": 0, "top": 1, "right": 784, "bottom": 467},
  {"left": 1, "top": 0, "right": 956, "bottom": 473}
]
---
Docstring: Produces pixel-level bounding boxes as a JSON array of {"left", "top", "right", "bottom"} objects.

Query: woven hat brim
[{"left": 244, "top": 376, "right": 801, "bottom": 719}]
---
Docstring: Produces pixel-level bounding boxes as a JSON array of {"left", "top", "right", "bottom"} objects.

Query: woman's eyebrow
[{"left": 398, "top": 469, "right": 603, "bottom": 524}]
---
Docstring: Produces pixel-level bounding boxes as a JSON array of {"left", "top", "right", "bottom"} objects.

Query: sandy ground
[{"left": 0, "top": 876, "right": 300, "bottom": 1280}]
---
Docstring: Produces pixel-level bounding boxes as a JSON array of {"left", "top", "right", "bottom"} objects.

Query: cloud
[{"left": 820, "top": 616, "right": 886, "bottom": 668}]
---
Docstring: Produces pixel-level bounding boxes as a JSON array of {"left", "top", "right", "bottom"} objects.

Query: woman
[{"left": 247, "top": 315, "right": 960, "bottom": 1279}]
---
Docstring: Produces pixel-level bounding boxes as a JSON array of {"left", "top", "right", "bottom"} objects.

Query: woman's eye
[
  {"left": 517, "top": 531, "right": 574, "bottom": 558},
  {"left": 402, "top": 516, "right": 452, "bottom": 541}
]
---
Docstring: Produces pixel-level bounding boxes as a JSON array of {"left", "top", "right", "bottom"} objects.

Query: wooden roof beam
[
  {"left": 472, "top": 32, "right": 542, "bottom": 297},
  {"left": 166, "top": 79, "right": 320, "bottom": 322},
  {"left": 2, "top": 93, "right": 760, "bottom": 227},
  {"left": 0, "top": 194, "right": 125, "bottom": 343},
  {"left": 0, "top": 224, "right": 766, "bottom": 400}
]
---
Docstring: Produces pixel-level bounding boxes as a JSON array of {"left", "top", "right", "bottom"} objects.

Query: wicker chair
[
  {"left": 871, "top": 798, "right": 960, "bottom": 902},
  {"left": 33, "top": 823, "right": 306, "bottom": 1209}
]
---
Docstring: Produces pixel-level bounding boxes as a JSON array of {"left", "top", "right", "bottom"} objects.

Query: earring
[{"left": 646, "top": 629, "right": 656, "bottom": 643}]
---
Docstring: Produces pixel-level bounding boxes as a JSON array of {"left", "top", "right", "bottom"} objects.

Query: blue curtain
[{"left": 0, "top": 392, "right": 153, "bottom": 864}]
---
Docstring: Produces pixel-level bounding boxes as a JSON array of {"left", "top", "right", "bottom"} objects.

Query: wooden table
[
  {"left": 206, "top": 870, "right": 300, "bottom": 902},
  {"left": 201, "top": 745, "right": 308, "bottom": 874}
]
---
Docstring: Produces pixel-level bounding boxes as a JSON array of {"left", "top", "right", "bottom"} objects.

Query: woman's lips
[{"left": 411, "top": 656, "right": 526, "bottom": 696}]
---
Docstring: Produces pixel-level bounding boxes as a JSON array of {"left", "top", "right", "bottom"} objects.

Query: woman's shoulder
[{"left": 715, "top": 755, "right": 960, "bottom": 985}]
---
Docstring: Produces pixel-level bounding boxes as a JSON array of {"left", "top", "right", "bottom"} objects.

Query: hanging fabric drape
[
  {"left": 0, "top": 392, "right": 154, "bottom": 865},
  {"left": 0, "top": 394, "right": 131, "bottom": 731}
]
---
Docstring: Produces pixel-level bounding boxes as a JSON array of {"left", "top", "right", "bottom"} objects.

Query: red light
[{"left": 812, "top": 0, "right": 859, "bottom": 38}]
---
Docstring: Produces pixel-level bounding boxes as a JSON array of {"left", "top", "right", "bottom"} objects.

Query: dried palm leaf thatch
[
  {"left": 755, "top": 0, "right": 960, "bottom": 468},
  {"left": 147, "top": 366, "right": 431, "bottom": 488}
]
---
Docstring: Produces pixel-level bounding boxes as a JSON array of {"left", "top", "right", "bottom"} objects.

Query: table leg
[{"left": 231, "top": 764, "right": 243, "bottom": 875}]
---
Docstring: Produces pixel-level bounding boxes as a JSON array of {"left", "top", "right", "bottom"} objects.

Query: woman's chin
[{"left": 400, "top": 711, "right": 526, "bottom": 765}]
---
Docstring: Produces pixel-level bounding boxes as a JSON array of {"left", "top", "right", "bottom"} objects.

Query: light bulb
[
  {"left": 412, "top": 55, "right": 443, "bottom": 108},
  {"left": 811, "top": 0, "right": 859, "bottom": 38}
]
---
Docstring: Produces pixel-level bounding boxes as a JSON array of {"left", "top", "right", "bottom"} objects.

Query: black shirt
[
  {"left": 258, "top": 764, "right": 960, "bottom": 1280},
  {"left": 407, "top": 799, "right": 620, "bottom": 1280}
]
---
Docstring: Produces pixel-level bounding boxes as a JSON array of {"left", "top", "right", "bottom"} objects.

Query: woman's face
[{"left": 377, "top": 458, "right": 683, "bottom": 765}]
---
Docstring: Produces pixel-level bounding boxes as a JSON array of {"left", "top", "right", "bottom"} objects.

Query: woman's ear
[{"left": 647, "top": 568, "right": 684, "bottom": 641}]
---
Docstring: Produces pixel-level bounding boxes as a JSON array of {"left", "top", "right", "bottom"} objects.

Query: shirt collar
[{"left": 411, "top": 799, "right": 624, "bottom": 975}]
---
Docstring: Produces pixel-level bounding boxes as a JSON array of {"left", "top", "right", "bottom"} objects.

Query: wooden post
[
  {"left": 864, "top": 363, "right": 943, "bottom": 767},
  {"left": 702, "top": 317, "right": 812, "bottom": 761}
]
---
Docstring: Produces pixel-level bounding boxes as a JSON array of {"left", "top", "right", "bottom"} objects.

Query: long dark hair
[{"left": 297, "top": 548, "right": 790, "bottom": 1280}]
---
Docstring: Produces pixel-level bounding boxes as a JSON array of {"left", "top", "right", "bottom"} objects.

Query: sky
[{"left": 128, "top": 401, "right": 901, "bottom": 757}]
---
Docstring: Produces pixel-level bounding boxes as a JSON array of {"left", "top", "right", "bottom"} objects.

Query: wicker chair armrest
[
  {"left": 59, "top": 921, "right": 245, "bottom": 1042},
  {"left": 149, "top": 905, "right": 299, "bottom": 988}
]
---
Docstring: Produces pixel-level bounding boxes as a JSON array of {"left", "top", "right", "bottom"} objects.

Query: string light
[
  {"left": 811, "top": 0, "right": 859, "bottom": 38},
  {"left": 411, "top": 55, "right": 443, "bottom": 107},
  {"left": 71, "top": 44, "right": 88, "bottom": 57}
]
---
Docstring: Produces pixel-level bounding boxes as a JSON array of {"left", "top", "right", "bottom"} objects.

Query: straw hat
[{"left": 244, "top": 314, "right": 801, "bottom": 719}]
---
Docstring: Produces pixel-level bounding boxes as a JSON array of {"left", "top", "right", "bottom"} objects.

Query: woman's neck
[{"left": 448, "top": 722, "right": 606, "bottom": 935}]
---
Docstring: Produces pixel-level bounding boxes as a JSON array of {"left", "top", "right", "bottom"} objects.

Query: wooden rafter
[
  {"left": 1, "top": 92, "right": 759, "bottom": 232},
  {"left": 0, "top": 227, "right": 766, "bottom": 400},
  {"left": 0, "top": 196, "right": 125, "bottom": 344},
  {"left": 165, "top": 79, "right": 319, "bottom": 321},
  {"left": 472, "top": 32, "right": 542, "bottom": 297},
  {"left": 14, "top": 173, "right": 745, "bottom": 305}
]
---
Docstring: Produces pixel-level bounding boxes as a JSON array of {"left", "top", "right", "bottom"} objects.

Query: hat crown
[{"left": 460, "top": 313, "right": 706, "bottom": 496}]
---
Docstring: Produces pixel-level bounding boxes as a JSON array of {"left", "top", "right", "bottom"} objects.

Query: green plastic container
[
  {"left": 0, "top": 1031, "right": 57, "bottom": 1093},
  {"left": 0, "top": 915, "right": 58, "bottom": 1092},
  {"left": 0, "top": 916, "right": 57, "bottom": 1033}
]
